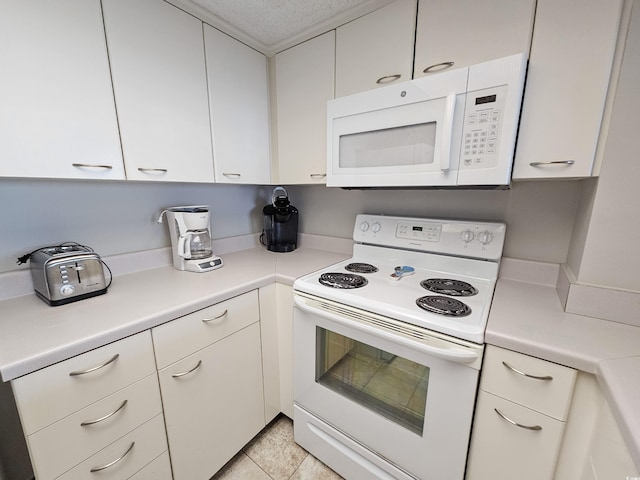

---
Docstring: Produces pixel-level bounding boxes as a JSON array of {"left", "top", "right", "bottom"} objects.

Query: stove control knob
[
  {"left": 60, "top": 284, "right": 75, "bottom": 296},
  {"left": 359, "top": 221, "right": 370, "bottom": 232},
  {"left": 460, "top": 229, "right": 475, "bottom": 243},
  {"left": 371, "top": 222, "right": 381, "bottom": 233},
  {"left": 478, "top": 230, "right": 494, "bottom": 245}
]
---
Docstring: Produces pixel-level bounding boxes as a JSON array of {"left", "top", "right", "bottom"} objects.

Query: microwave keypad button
[{"left": 468, "top": 114, "right": 477, "bottom": 124}]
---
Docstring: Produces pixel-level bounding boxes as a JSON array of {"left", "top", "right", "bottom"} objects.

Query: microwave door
[{"left": 328, "top": 94, "right": 462, "bottom": 187}]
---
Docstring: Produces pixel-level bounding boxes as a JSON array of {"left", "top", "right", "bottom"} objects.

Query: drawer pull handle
[
  {"left": 222, "top": 172, "right": 241, "bottom": 177},
  {"left": 376, "top": 74, "right": 402, "bottom": 84},
  {"left": 90, "top": 442, "right": 135, "bottom": 473},
  {"left": 495, "top": 408, "right": 542, "bottom": 431},
  {"left": 202, "top": 309, "right": 228, "bottom": 323},
  {"left": 81, "top": 400, "right": 128, "bottom": 427},
  {"left": 72, "top": 163, "right": 113, "bottom": 170},
  {"left": 502, "top": 361, "right": 553, "bottom": 381},
  {"left": 172, "top": 360, "right": 202, "bottom": 378},
  {"left": 529, "top": 160, "right": 575, "bottom": 167},
  {"left": 69, "top": 354, "right": 119, "bottom": 377},
  {"left": 423, "top": 61, "right": 455, "bottom": 74},
  {"left": 137, "top": 167, "right": 168, "bottom": 173},
  {"left": 310, "top": 173, "right": 326, "bottom": 178}
]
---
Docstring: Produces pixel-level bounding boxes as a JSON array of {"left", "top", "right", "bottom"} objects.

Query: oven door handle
[{"left": 294, "top": 296, "right": 480, "bottom": 365}]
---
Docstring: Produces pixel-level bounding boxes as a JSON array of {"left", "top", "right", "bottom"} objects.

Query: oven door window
[{"left": 315, "top": 327, "right": 429, "bottom": 436}]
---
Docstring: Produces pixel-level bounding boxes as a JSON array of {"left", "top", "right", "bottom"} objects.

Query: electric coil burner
[
  {"left": 420, "top": 278, "right": 478, "bottom": 296},
  {"left": 344, "top": 262, "right": 378, "bottom": 274},
  {"left": 416, "top": 295, "right": 472, "bottom": 317},
  {"left": 319, "top": 272, "right": 368, "bottom": 289}
]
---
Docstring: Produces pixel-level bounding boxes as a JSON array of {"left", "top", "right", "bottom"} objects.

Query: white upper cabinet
[
  {"left": 204, "top": 26, "right": 271, "bottom": 184},
  {"left": 512, "top": 0, "right": 624, "bottom": 179},
  {"left": 335, "top": 0, "right": 417, "bottom": 97},
  {"left": 274, "top": 31, "right": 335, "bottom": 184},
  {"left": 0, "top": 0, "right": 124, "bottom": 180},
  {"left": 102, "top": 0, "right": 214, "bottom": 183},
  {"left": 414, "top": 0, "right": 536, "bottom": 78}
]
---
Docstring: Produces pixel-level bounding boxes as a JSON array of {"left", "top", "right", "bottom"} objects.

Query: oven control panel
[{"left": 354, "top": 214, "right": 506, "bottom": 260}]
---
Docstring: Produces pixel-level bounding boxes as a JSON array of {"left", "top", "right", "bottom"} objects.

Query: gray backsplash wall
[
  {"left": 0, "top": 178, "right": 582, "bottom": 274},
  {"left": 286, "top": 180, "right": 583, "bottom": 264}
]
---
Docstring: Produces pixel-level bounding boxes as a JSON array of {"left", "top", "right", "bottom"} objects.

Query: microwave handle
[{"left": 439, "top": 93, "right": 457, "bottom": 172}]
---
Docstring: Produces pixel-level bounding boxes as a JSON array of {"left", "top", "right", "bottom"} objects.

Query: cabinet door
[
  {"left": 466, "top": 390, "right": 566, "bottom": 480},
  {"left": 0, "top": 0, "right": 124, "bottom": 180},
  {"left": 414, "top": 0, "right": 536, "bottom": 78},
  {"left": 158, "top": 323, "right": 265, "bottom": 479},
  {"left": 102, "top": 0, "right": 214, "bottom": 183},
  {"left": 512, "top": 0, "right": 623, "bottom": 179},
  {"left": 335, "top": 0, "right": 417, "bottom": 97},
  {"left": 204, "top": 25, "right": 271, "bottom": 184},
  {"left": 275, "top": 31, "right": 335, "bottom": 184}
]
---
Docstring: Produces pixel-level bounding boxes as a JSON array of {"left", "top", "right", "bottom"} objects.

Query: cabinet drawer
[
  {"left": 466, "top": 390, "right": 566, "bottom": 480},
  {"left": 129, "top": 451, "right": 172, "bottom": 480},
  {"left": 12, "top": 331, "right": 156, "bottom": 434},
  {"left": 480, "top": 346, "right": 577, "bottom": 420},
  {"left": 56, "top": 414, "right": 167, "bottom": 480},
  {"left": 152, "top": 290, "right": 259, "bottom": 369},
  {"left": 28, "top": 374, "right": 162, "bottom": 480}
]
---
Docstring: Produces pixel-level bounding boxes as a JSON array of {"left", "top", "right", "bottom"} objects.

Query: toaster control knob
[
  {"left": 60, "top": 284, "right": 75, "bottom": 296},
  {"left": 360, "top": 221, "right": 370, "bottom": 232},
  {"left": 478, "top": 230, "right": 494, "bottom": 245},
  {"left": 371, "top": 222, "right": 381, "bottom": 233},
  {"left": 460, "top": 229, "right": 475, "bottom": 243}
]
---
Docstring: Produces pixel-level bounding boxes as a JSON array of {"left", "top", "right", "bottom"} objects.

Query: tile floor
[{"left": 211, "top": 415, "right": 344, "bottom": 480}]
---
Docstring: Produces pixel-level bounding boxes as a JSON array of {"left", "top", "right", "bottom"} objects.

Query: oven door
[{"left": 293, "top": 293, "right": 483, "bottom": 480}]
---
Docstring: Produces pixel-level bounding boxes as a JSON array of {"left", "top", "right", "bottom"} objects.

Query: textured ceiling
[{"left": 178, "top": 0, "right": 389, "bottom": 54}]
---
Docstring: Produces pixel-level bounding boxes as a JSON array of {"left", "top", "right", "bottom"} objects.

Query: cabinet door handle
[
  {"left": 310, "top": 173, "right": 326, "bottom": 178},
  {"left": 72, "top": 163, "right": 113, "bottom": 170},
  {"left": 172, "top": 359, "right": 202, "bottom": 378},
  {"left": 222, "top": 172, "right": 241, "bottom": 177},
  {"left": 495, "top": 408, "right": 542, "bottom": 431},
  {"left": 502, "top": 361, "right": 553, "bottom": 381},
  {"left": 81, "top": 400, "right": 128, "bottom": 427},
  {"left": 69, "top": 354, "right": 119, "bottom": 377},
  {"left": 422, "top": 61, "right": 454, "bottom": 74},
  {"left": 137, "top": 167, "right": 168, "bottom": 173},
  {"left": 376, "top": 74, "right": 402, "bottom": 84},
  {"left": 202, "top": 309, "right": 228, "bottom": 323},
  {"left": 529, "top": 160, "right": 576, "bottom": 167},
  {"left": 89, "top": 442, "right": 135, "bottom": 472}
]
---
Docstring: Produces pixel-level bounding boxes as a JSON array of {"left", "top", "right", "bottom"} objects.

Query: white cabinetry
[
  {"left": 413, "top": 0, "right": 536, "bottom": 78},
  {"left": 204, "top": 25, "right": 271, "bottom": 184},
  {"left": 335, "top": 0, "right": 417, "bottom": 97},
  {"left": 152, "top": 291, "right": 265, "bottom": 479},
  {"left": 274, "top": 31, "right": 335, "bottom": 184},
  {"left": 102, "top": 0, "right": 214, "bottom": 183},
  {"left": 11, "top": 331, "right": 169, "bottom": 480},
  {"left": 0, "top": 0, "right": 124, "bottom": 180},
  {"left": 466, "top": 345, "right": 577, "bottom": 480},
  {"left": 512, "top": 0, "right": 624, "bottom": 179}
]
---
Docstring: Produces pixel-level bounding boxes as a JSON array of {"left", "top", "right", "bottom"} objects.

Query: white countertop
[
  {"left": 0, "top": 245, "right": 349, "bottom": 382},
  {"left": 487, "top": 269, "right": 640, "bottom": 470}
]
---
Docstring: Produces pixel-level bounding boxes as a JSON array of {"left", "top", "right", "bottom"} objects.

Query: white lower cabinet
[
  {"left": 11, "top": 331, "right": 169, "bottom": 480},
  {"left": 466, "top": 345, "right": 577, "bottom": 480},
  {"left": 152, "top": 290, "right": 266, "bottom": 479}
]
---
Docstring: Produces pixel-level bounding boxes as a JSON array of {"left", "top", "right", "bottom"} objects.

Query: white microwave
[{"left": 326, "top": 53, "right": 527, "bottom": 188}]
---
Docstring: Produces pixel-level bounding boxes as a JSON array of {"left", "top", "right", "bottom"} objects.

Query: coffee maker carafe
[
  {"left": 158, "top": 206, "right": 223, "bottom": 272},
  {"left": 261, "top": 187, "right": 299, "bottom": 253}
]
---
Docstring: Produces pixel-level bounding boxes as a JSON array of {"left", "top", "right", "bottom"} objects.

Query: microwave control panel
[{"left": 460, "top": 85, "right": 508, "bottom": 170}]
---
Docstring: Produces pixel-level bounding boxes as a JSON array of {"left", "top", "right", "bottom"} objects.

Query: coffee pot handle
[{"left": 177, "top": 235, "right": 190, "bottom": 258}]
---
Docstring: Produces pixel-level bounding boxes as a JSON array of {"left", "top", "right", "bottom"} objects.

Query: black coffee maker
[{"left": 261, "top": 187, "right": 299, "bottom": 253}]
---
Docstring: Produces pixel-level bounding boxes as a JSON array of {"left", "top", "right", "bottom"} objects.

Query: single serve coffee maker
[
  {"left": 158, "top": 206, "right": 223, "bottom": 272},
  {"left": 261, "top": 187, "right": 299, "bottom": 253}
]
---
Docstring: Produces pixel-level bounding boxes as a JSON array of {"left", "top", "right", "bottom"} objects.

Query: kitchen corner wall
[
  {"left": 286, "top": 180, "right": 583, "bottom": 264},
  {"left": 0, "top": 179, "right": 270, "bottom": 274},
  {"left": 0, "top": 179, "right": 583, "bottom": 275}
]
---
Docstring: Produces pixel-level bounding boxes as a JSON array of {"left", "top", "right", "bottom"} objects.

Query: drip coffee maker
[{"left": 158, "top": 206, "right": 223, "bottom": 272}]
